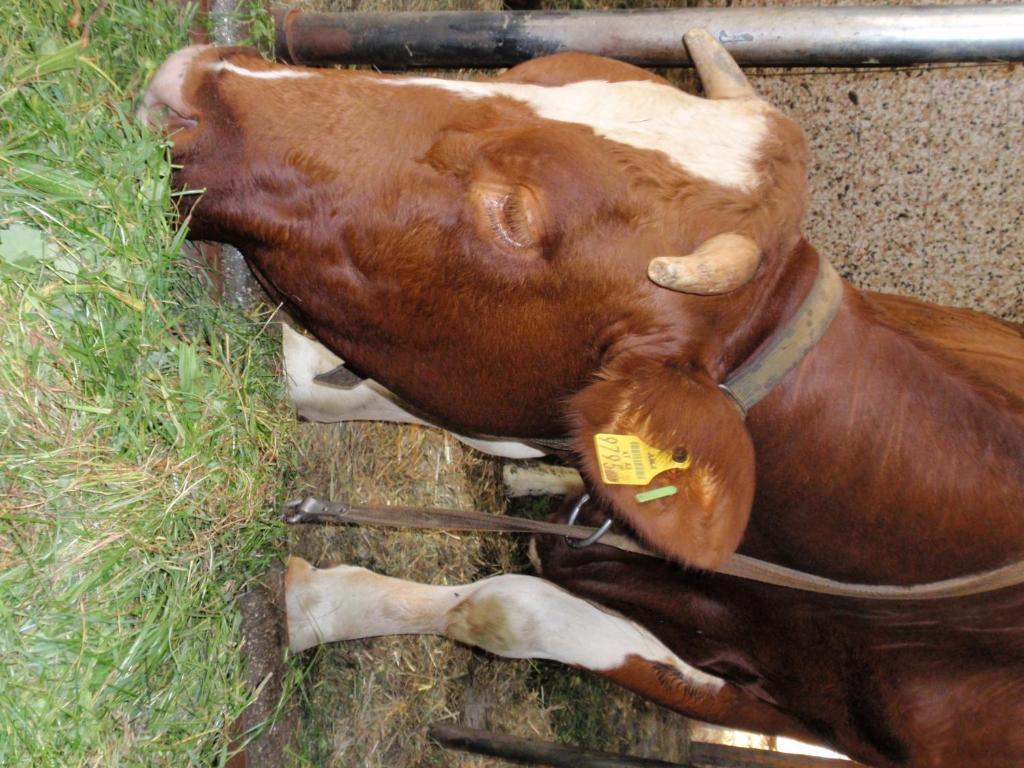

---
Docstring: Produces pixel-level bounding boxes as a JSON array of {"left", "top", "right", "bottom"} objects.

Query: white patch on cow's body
[
  {"left": 209, "top": 60, "right": 313, "bottom": 80},
  {"left": 387, "top": 77, "right": 770, "bottom": 191},
  {"left": 285, "top": 558, "right": 724, "bottom": 691}
]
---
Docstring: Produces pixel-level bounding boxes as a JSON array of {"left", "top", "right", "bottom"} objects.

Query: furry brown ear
[{"left": 568, "top": 356, "right": 755, "bottom": 570}]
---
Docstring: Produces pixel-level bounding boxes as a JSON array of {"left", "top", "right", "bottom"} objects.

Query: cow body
[{"left": 142, "top": 42, "right": 1024, "bottom": 767}]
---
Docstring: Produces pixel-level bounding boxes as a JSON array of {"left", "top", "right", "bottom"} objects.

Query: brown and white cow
[{"left": 141, "top": 33, "right": 1024, "bottom": 767}]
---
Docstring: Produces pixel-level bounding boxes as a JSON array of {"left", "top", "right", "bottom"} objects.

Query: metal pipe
[
  {"left": 428, "top": 724, "right": 693, "bottom": 768},
  {"left": 272, "top": 5, "right": 1024, "bottom": 69}
]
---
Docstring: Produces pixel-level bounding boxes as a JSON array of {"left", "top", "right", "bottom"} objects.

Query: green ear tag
[
  {"left": 594, "top": 433, "right": 691, "bottom": 485},
  {"left": 635, "top": 485, "right": 678, "bottom": 503}
]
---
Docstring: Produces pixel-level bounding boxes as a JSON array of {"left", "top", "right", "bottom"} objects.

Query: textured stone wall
[{"left": 730, "top": 0, "right": 1023, "bottom": 321}]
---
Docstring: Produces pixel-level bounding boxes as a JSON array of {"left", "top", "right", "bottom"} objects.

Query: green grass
[{"left": 0, "top": 2, "right": 296, "bottom": 765}]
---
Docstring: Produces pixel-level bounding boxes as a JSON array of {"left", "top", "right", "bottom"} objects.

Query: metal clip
[
  {"left": 565, "top": 492, "right": 614, "bottom": 548},
  {"left": 282, "top": 496, "right": 326, "bottom": 523}
]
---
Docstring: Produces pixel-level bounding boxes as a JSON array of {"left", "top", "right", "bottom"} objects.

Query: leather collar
[{"left": 719, "top": 253, "right": 844, "bottom": 417}]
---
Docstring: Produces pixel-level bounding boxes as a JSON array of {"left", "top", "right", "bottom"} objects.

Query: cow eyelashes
[
  {"left": 471, "top": 182, "right": 543, "bottom": 253},
  {"left": 494, "top": 192, "right": 533, "bottom": 247}
]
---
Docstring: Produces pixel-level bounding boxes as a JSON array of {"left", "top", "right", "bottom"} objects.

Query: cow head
[{"left": 141, "top": 32, "right": 809, "bottom": 569}]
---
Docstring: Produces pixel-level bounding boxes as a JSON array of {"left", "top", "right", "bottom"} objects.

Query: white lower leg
[
  {"left": 284, "top": 558, "right": 723, "bottom": 693},
  {"left": 285, "top": 557, "right": 470, "bottom": 651}
]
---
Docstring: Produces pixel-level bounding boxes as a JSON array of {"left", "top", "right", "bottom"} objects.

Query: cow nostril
[
  {"left": 162, "top": 105, "right": 198, "bottom": 132},
  {"left": 139, "top": 45, "right": 209, "bottom": 133},
  {"left": 138, "top": 97, "right": 198, "bottom": 133}
]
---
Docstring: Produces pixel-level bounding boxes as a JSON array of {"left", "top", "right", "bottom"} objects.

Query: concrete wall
[{"left": 729, "top": 0, "right": 1023, "bottom": 322}]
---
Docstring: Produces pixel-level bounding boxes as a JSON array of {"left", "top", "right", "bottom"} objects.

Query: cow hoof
[{"left": 283, "top": 556, "right": 328, "bottom": 652}]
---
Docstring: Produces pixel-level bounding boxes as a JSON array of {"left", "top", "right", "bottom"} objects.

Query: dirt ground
[{"left": 283, "top": 421, "right": 693, "bottom": 766}]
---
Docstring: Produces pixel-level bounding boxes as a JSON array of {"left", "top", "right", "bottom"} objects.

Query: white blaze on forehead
[
  {"left": 388, "top": 77, "right": 771, "bottom": 191},
  {"left": 208, "top": 60, "right": 313, "bottom": 80}
]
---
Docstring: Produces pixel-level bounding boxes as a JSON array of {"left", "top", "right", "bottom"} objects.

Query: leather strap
[
  {"left": 284, "top": 496, "right": 1024, "bottom": 601},
  {"left": 283, "top": 496, "right": 651, "bottom": 555},
  {"left": 720, "top": 252, "right": 844, "bottom": 416},
  {"left": 719, "top": 551, "right": 1024, "bottom": 601}
]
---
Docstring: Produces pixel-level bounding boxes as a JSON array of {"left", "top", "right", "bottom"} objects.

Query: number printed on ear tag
[{"left": 594, "top": 433, "right": 692, "bottom": 486}]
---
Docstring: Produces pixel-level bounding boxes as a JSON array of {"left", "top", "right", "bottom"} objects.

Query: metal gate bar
[
  {"left": 429, "top": 724, "right": 868, "bottom": 767},
  {"left": 272, "top": 5, "right": 1024, "bottom": 70}
]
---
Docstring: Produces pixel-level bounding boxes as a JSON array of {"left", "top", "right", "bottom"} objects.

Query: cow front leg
[
  {"left": 284, "top": 557, "right": 817, "bottom": 743},
  {"left": 285, "top": 557, "right": 718, "bottom": 681}
]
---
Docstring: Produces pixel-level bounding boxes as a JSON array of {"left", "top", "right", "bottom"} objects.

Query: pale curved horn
[
  {"left": 683, "top": 28, "right": 757, "bottom": 100},
  {"left": 648, "top": 233, "right": 761, "bottom": 295}
]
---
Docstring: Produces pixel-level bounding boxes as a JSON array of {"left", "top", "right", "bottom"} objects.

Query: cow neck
[
  {"left": 718, "top": 250, "right": 843, "bottom": 418},
  {"left": 516, "top": 248, "right": 844, "bottom": 454}
]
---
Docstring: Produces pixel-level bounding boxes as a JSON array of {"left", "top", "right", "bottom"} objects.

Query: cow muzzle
[{"left": 137, "top": 45, "right": 208, "bottom": 132}]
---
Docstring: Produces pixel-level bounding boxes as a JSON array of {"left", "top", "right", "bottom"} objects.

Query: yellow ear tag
[{"left": 593, "top": 433, "right": 691, "bottom": 486}]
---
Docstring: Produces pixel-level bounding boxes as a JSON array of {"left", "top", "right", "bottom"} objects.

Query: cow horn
[
  {"left": 683, "top": 28, "right": 757, "bottom": 100},
  {"left": 648, "top": 233, "right": 761, "bottom": 295}
]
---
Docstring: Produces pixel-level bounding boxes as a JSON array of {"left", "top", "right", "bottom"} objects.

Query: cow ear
[{"left": 567, "top": 357, "right": 755, "bottom": 570}]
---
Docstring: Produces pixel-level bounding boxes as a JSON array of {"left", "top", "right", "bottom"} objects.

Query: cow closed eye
[{"left": 471, "top": 182, "right": 544, "bottom": 254}]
